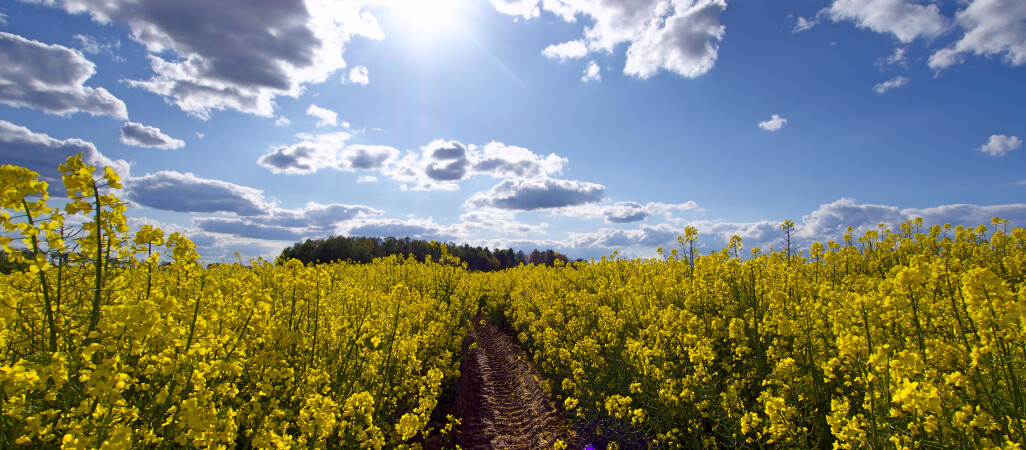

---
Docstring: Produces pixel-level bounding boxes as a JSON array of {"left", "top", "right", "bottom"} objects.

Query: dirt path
[{"left": 453, "top": 318, "right": 574, "bottom": 449}]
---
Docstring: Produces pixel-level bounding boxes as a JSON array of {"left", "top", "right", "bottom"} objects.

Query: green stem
[
  {"left": 86, "top": 182, "right": 103, "bottom": 342},
  {"left": 21, "top": 199, "right": 57, "bottom": 353}
]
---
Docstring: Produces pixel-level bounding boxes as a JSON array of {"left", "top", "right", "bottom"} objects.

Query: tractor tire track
[{"left": 454, "top": 318, "right": 573, "bottom": 449}]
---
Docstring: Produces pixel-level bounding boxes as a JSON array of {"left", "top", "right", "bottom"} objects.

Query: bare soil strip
[{"left": 453, "top": 319, "right": 574, "bottom": 449}]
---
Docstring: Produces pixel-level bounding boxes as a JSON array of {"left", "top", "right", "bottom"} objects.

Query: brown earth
[{"left": 451, "top": 318, "right": 576, "bottom": 449}]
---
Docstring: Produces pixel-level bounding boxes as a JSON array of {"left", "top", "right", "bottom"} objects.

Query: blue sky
[{"left": 1, "top": 0, "right": 1024, "bottom": 261}]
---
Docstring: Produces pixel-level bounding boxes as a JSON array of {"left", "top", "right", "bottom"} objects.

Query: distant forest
[{"left": 277, "top": 236, "right": 572, "bottom": 271}]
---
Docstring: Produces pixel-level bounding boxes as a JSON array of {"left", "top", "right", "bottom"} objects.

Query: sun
[{"left": 385, "top": 0, "right": 467, "bottom": 37}]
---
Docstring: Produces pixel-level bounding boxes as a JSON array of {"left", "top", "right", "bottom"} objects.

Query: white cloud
[
  {"left": 257, "top": 132, "right": 399, "bottom": 175},
  {"left": 0, "top": 12, "right": 7, "bottom": 26},
  {"left": 465, "top": 177, "right": 605, "bottom": 211},
  {"left": 194, "top": 217, "right": 302, "bottom": 241},
  {"left": 903, "top": 203, "right": 1026, "bottom": 227},
  {"left": 174, "top": 200, "right": 383, "bottom": 242},
  {"left": 259, "top": 132, "right": 350, "bottom": 174},
  {"left": 826, "top": 0, "right": 948, "bottom": 43},
  {"left": 456, "top": 210, "right": 548, "bottom": 237},
  {"left": 603, "top": 201, "right": 700, "bottom": 223},
  {"left": 344, "top": 217, "right": 448, "bottom": 239},
  {"left": 798, "top": 198, "right": 905, "bottom": 239},
  {"left": 570, "top": 223, "right": 684, "bottom": 249},
  {"left": 0, "top": 120, "right": 130, "bottom": 185},
  {"left": 426, "top": 141, "right": 470, "bottom": 182},
  {"left": 623, "top": 0, "right": 728, "bottom": 79},
  {"left": 560, "top": 197, "right": 1026, "bottom": 257},
  {"left": 120, "top": 121, "right": 186, "bottom": 149},
  {"left": 758, "top": 114, "right": 788, "bottom": 131},
  {"left": 127, "top": 171, "right": 272, "bottom": 216},
  {"left": 793, "top": 16, "right": 818, "bottom": 33},
  {"left": 472, "top": 142, "right": 567, "bottom": 179},
  {"left": 581, "top": 60, "right": 601, "bottom": 82},
  {"left": 357, "top": 175, "right": 378, "bottom": 183},
  {"left": 977, "top": 134, "right": 1022, "bottom": 156},
  {"left": 0, "top": 31, "right": 128, "bottom": 119},
  {"left": 263, "top": 202, "right": 382, "bottom": 229},
  {"left": 275, "top": 116, "right": 291, "bottom": 127},
  {"left": 339, "top": 145, "right": 400, "bottom": 170},
  {"left": 491, "top": 0, "right": 727, "bottom": 80},
  {"left": 489, "top": 0, "right": 540, "bottom": 18},
  {"left": 887, "top": 47, "right": 907, "bottom": 65},
  {"left": 541, "top": 40, "right": 588, "bottom": 61},
  {"left": 306, "top": 104, "right": 339, "bottom": 128},
  {"left": 72, "top": 33, "right": 122, "bottom": 60},
  {"left": 39, "top": 0, "right": 383, "bottom": 119},
  {"left": 928, "top": 0, "right": 1026, "bottom": 70},
  {"left": 388, "top": 139, "right": 568, "bottom": 191},
  {"left": 348, "top": 65, "right": 370, "bottom": 85},
  {"left": 873, "top": 75, "right": 910, "bottom": 93}
]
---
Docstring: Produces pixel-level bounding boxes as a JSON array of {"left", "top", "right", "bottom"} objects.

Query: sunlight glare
[{"left": 387, "top": 0, "right": 467, "bottom": 37}]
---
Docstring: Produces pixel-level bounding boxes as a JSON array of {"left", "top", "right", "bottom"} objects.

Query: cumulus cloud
[
  {"left": 542, "top": 40, "right": 588, "bottom": 61},
  {"left": 171, "top": 199, "right": 383, "bottom": 242},
  {"left": 471, "top": 142, "right": 567, "bottom": 179},
  {"left": 0, "top": 31, "right": 128, "bottom": 119},
  {"left": 799, "top": 198, "right": 1026, "bottom": 243},
  {"left": 258, "top": 135, "right": 573, "bottom": 193},
  {"left": 826, "top": 0, "right": 948, "bottom": 43},
  {"left": 275, "top": 116, "right": 291, "bottom": 127},
  {"left": 190, "top": 199, "right": 383, "bottom": 241},
  {"left": 568, "top": 198, "right": 1026, "bottom": 256},
  {"left": 0, "top": 120, "right": 129, "bottom": 184},
  {"left": 422, "top": 139, "right": 471, "bottom": 182},
  {"left": 119, "top": 121, "right": 185, "bottom": 149},
  {"left": 348, "top": 65, "right": 369, "bottom": 85},
  {"left": 345, "top": 218, "right": 446, "bottom": 239},
  {"left": 457, "top": 210, "right": 548, "bottom": 237},
  {"left": 977, "top": 134, "right": 1022, "bottom": 156},
  {"left": 127, "top": 171, "right": 271, "bottom": 216},
  {"left": 194, "top": 217, "right": 302, "bottom": 241},
  {"left": 465, "top": 177, "right": 605, "bottom": 210},
  {"left": 263, "top": 202, "right": 382, "bottom": 229},
  {"left": 581, "top": 60, "right": 601, "bottom": 82},
  {"left": 257, "top": 132, "right": 398, "bottom": 175},
  {"left": 758, "top": 114, "right": 788, "bottom": 131},
  {"left": 873, "top": 76, "right": 910, "bottom": 93},
  {"left": 570, "top": 223, "right": 684, "bottom": 249},
  {"left": 903, "top": 203, "right": 1026, "bottom": 226},
  {"left": 389, "top": 140, "right": 567, "bottom": 190},
  {"left": 929, "top": 0, "right": 1026, "bottom": 70},
  {"left": 37, "top": 0, "right": 383, "bottom": 118},
  {"left": 340, "top": 145, "right": 399, "bottom": 170},
  {"left": 388, "top": 139, "right": 470, "bottom": 190},
  {"left": 623, "top": 0, "right": 728, "bottom": 79},
  {"left": 491, "top": 0, "right": 727, "bottom": 79},
  {"left": 258, "top": 132, "right": 349, "bottom": 175},
  {"left": 798, "top": 198, "right": 906, "bottom": 239},
  {"left": 603, "top": 201, "right": 700, "bottom": 223},
  {"left": 306, "top": 104, "right": 338, "bottom": 128}
]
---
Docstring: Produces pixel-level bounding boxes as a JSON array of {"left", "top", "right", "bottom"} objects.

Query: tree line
[{"left": 276, "top": 235, "right": 572, "bottom": 271}]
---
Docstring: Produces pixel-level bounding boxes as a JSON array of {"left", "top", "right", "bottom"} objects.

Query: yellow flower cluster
[
  {"left": 485, "top": 220, "right": 1026, "bottom": 448},
  {"left": 6, "top": 155, "right": 1025, "bottom": 449},
  {"left": 1, "top": 156, "right": 478, "bottom": 448}
]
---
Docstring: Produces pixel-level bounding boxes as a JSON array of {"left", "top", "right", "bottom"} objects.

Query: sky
[{"left": 1, "top": 0, "right": 1024, "bottom": 262}]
